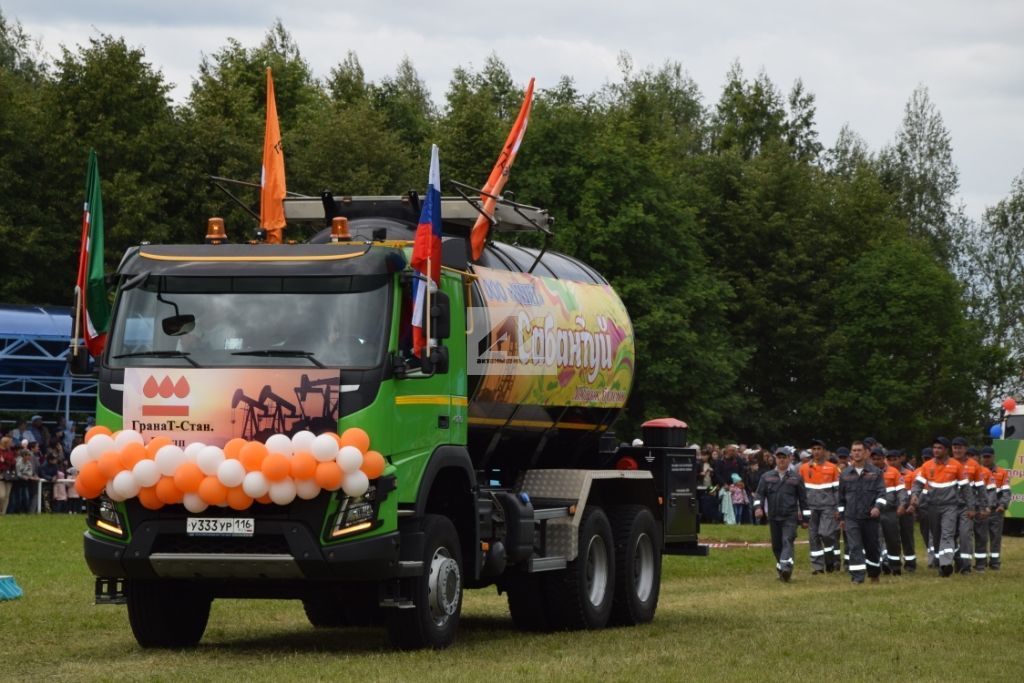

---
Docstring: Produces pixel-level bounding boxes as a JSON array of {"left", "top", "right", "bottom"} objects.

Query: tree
[
  {"left": 878, "top": 85, "right": 964, "bottom": 265},
  {"left": 370, "top": 56, "right": 436, "bottom": 152}
]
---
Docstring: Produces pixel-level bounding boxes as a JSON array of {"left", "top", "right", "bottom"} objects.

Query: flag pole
[
  {"left": 425, "top": 255, "right": 432, "bottom": 361},
  {"left": 71, "top": 287, "right": 82, "bottom": 356}
]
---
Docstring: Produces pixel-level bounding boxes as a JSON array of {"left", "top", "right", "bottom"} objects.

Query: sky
[{"left": 4, "top": 0, "right": 1023, "bottom": 220}]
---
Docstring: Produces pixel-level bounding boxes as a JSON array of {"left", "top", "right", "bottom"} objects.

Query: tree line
[{"left": 1, "top": 14, "right": 1021, "bottom": 447}]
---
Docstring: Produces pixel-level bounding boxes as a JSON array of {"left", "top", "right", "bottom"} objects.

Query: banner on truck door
[
  {"left": 993, "top": 439, "right": 1024, "bottom": 520},
  {"left": 123, "top": 368, "right": 341, "bottom": 447},
  {"left": 469, "top": 266, "right": 634, "bottom": 408}
]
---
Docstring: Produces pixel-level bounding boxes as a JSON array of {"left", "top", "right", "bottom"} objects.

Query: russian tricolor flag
[{"left": 410, "top": 144, "right": 442, "bottom": 357}]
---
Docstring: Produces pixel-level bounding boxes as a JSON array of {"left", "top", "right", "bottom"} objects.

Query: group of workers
[{"left": 752, "top": 436, "right": 1011, "bottom": 583}]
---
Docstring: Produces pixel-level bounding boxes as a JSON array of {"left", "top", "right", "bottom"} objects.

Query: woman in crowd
[{"left": 0, "top": 435, "right": 16, "bottom": 514}]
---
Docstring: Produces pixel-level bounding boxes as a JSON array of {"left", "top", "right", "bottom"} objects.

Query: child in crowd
[
  {"left": 730, "top": 473, "right": 751, "bottom": 524},
  {"left": 52, "top": 465, "right": 69, "bottom": 513},
  {"left": 66, "top": 467, "right": 83, "bottom": 513}
]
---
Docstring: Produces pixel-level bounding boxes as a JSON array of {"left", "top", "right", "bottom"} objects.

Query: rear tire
[
  {"left": 126, "top": 579, "right": 211, "bottom": 648},
  {"left": 386, "top": 514, "right": 463, "bottom": 649},
  {"left": 545, "top": 506, "right": 615, "bottom": 630},
  {"left": 610, "top": 505, "right": 662, "bottom": 625}
]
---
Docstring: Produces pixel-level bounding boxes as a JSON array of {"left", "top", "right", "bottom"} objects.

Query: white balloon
[
  {"left": 242, "top": 471, "right": 270, "bottom": 498},
  {"left": 341, "top": 470, "right": 370, "bottom": 498},
  {"left": 336, "top": 445, "right": 363, "bottom": 473},
  {"left": 86, "top": 433, "right": 116, "bottom": 461},
  {"left": 196, "top": 446, "right": 226, "bottom": 476},
  {"left": 312, "top": 434, "right": 339, "bottom": 462},
  {"left": 295, "top": 478, "right": 321, "bottom": 500},
  {"left": 111, "top": 470, "right": 141, "bottom": 499},
  {"left": 132, "top": 459, "right": 161, "bottom": 488},
  {"left": 105, "top": 486, "right": 127, "bottom": 502},
  {"left": 69, "top": 444, "right": 92, "bottom": 468},
  {"left": 217, "top": 459, "right": 246, "bottom": 488},
  {"left": 183, "top": 492, "right": 208, "bottom": 513},
  {"left": 183, "top": 442, "right": 206, "bottom": 462},
  {"left": 265, "top": 433, "right": 294, "bottom": 457},
  {"left": 154, "top": 445, "right": 186, "bottom": 477},
  {"left": 268, "top": 479, "right": 297, "bottom": 505},
  {"left": 291, "top": 430, "right": 316, "bottom": 453},
  {"left": 113, "top": 429, "right": 144, "bottom": 450}
]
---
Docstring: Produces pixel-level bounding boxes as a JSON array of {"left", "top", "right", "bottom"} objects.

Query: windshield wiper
[
  {"left": 231, "top": 349, "right": 326, "bottom": 368},
  {"left": 111, "top": 350, "right": 200, "bottom": 367}
]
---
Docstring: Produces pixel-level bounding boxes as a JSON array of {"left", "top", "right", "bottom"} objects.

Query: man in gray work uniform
[
  {"left": 754, "top": 448, "right": 808, "bottom": 582},
  {"left": 837, "top": 441, "right": 885, "bottom": 584}
]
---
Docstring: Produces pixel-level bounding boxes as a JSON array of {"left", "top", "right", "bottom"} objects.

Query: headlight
[
  {"left": 329, "top": 485, "right": 378, "bottom": 538},
  {"left": 87, "top": 496, "right": 125, "bottom": 537}
]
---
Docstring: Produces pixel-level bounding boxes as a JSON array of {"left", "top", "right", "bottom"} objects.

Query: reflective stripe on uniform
[
  {"left": 974, "top": 553, "right": 988, "bottom": 559},
  {"left": 887, "top": 554, "right": 901, "bottom": 561},
  {"left": 930, "top": 480, "right": 956, "bottom": 489},
  {"left": 990, "top": 553, "right": 1000, "bottom": 558},
  {"left": 904, "top": 555, "right": 916, "bottom": 561},
  {"left": 885, "top": 485, "right": 903, "bottom": 492},
  {"left": 875, "top": 498, "right": 887, "bottom": 506},
  {"left": 959, "top": 553, "right": 972, "bottom": 560},
  {"left": 865, "top": 558, "right": 880, "bottom": 567},
  {"left": 848, "top": 564, "right": 867, "bottom": 571},
  {"left": 936, "top": 548, "right": 954, "bottom": 556},
  {"left": 803, "top": 510, "right": 811, "bottom": 516},
  {"left": 804, "top": 481, "right": 838, "bottom": 490}
]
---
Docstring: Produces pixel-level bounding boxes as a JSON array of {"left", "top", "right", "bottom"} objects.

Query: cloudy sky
[{"left": 4, "top": 0, "right": 1023, "bottom": 219}]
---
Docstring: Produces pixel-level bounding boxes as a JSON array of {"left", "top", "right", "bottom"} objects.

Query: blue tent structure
[{"left": 0, "top": 304, "right": 97, "bottom": 419}]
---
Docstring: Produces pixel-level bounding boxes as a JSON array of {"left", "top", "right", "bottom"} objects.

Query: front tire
[
  {"left": 545, "top": 506, "right": 615, "bottom": 630},
  {"left": 609, "top": 505, "right": 661, "bottom": 625},
  {"left": 126, "top": 579, "right": 211, "bottom": 648},
  {"left": 386, "top": 514, "right": 463, "bottom": 649}
]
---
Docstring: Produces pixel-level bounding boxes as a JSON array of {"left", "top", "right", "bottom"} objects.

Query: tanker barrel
[{"left": 641, "top": 417, "right": 688, "bottom": 449}]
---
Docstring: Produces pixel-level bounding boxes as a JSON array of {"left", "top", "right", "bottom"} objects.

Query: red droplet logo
[
  {"left": 158, "top": 376, "right": 174, "bottom": 398},
  {"left": 174, "top": 376, "right": 190, "bottom": 398},
  {"left": 143, "top": 376, "right": 159, "bottom": 398}
]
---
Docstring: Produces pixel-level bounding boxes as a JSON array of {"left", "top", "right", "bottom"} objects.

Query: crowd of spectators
[
  {"left": 697, "top": 440, "right": 926, "bottom": 525},
  {"left": 0, "top": 415, "right": 90, "bottom": 514}
]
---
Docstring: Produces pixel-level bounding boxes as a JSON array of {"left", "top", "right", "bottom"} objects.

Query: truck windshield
[{"left": 106, "top": 275, "right": 389, "bottom": 369}]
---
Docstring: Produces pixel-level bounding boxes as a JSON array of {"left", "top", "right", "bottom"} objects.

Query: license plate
[{"left": 186, "top": 517, "right": 254, "bottom": 537}]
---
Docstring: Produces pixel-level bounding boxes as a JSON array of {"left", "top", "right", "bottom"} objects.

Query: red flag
[
  {"left": 410, "top": 145, "right": 442, "bottom": 357},
  {"left": 260, "top": 67, "right": 287, "bottom": 243},
  {"left": 469, "top": 77, "right": 535, "bottom": 260}
]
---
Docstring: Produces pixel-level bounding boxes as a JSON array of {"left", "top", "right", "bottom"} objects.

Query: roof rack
[{"left": 284, "top": 190, "right": 553, "bottom": 235}]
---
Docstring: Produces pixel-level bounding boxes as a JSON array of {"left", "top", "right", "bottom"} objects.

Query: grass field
[{"left": 1, "top": 515, "right": 1021, "bottom": 682}]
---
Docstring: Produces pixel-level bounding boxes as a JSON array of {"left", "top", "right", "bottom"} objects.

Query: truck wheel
[
  {"left": 506, "top": 574, "right": 552, "bottom": 631},
  {"left": 302, "top": 597, "right": 349, "bottom": 628},
  {"left": 386, "top": 514, "right": 462, "bottom": 649},
  {"left": 126, "top": 579, "right": 211, "bottom": 648},
  {"left": 545, "top": 506, "right": 615, "bottom": 630},
  {"left": 609, "top": 505, "right": 661, "bottom": 625}
]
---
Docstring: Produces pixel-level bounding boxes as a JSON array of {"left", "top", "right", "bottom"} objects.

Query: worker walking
[
  {"left": 909, "top": 437, "right": 967, "bottom": 577},
  {"left": 950, "top": 437, "right": 980, "bottom": 574},
  {"left": 872, "top": 448, "right": 906, "bottom": 575},
  {"left": 838, "top": 441, "right": 885, "bottom": 584},
  {"left": 754, "top": 448, "right": 808, "bottom": 582},
  {"left": 968, "top": 447, "right": 995, "bottom": 571},
  {"left": 799, "top": 439, "right": 840, "bottom": 574},
  {"left": 981, "top": 447, "right": 1010, "bottom": 570},
  {"left": 896, "top": 454, "right": 918, "bottom": 572}
]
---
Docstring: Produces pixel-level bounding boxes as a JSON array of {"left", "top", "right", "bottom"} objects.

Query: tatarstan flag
[{"left": 76, "top": 149, "right": 110, "bottom": 356}]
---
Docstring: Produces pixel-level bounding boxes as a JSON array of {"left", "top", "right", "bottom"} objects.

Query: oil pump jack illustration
[
  {"left": 293, "top": 373, "right": 340, "bottom": 435},
  {"left": 229, "top": 373, "right": 341, "bottom": 440}
]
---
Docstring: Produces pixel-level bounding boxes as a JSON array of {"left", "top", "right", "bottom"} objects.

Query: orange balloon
[
  {"left": 120, "top": 442, "right": 149, "bottom": 470},
  {"left": 224, "top": 438, "right": 247, "bottom": 460},
  {"left": 226, "top": 486, "right": 253, "bottom": 511},
  {"left": 74, "top": 476, "right": 103, "bottom": 499},
  {"left": 85, "top": 425, "right": 113, "bottom": 442},
  {"left": 360, "top": 450, "right": 386, "bottom": 479},
  {"left": 78, "top": 460, "right": 106, "bottom": 494},
  {"left": 314, "top": 461, "right": 343, "bottom": 491},
  {"left": 339, "top": 428, "right": 371, "bottom": 453},
  {"left": 155, "top": 476, "right": 184, "bottom": 504},
  {"left": 197, "top": 476, "right": 228, "bottom": 506},
  {"left": 290, "top": 451, "right": 317, "bottom": 480},
  {"left": 239, "top": 441, "right": 269, "bottom": 472},
  {"left": 145, "top": 436, "right": 173, "bottom": 457},
  {"left": 173, "top": 461, "right": 204, "bottom": 493},
  {"left": 138, "top": 486, "right": 164, "bottom": 510},
  {"left": 262, "top": 452, "right": 291, "bottom": 482},
  {"left": 256, "top": 494, "right": 273, "bottom": 504},
  {"left": 97, "top": 451, "right": 124, "bottom": 480}
]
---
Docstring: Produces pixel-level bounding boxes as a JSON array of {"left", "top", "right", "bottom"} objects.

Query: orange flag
[
  {"left": 469, "top": 77, "right": 535, "bottom": 260},
  {"left": 260, "top": 67, "right": 287, "bottom": 243}
]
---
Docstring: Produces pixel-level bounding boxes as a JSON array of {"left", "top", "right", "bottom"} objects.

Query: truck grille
[{"left": 150, "top": 534, "right": 290, "bottom": 555}]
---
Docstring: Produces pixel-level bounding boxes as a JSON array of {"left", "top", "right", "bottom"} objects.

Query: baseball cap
[
  {"left": 30, "top": 415, "right": 42, "bottom": 422},
  {"left": 933, "top": 437, "right": 951, "bottom": 448},
  {"left": 951, "top": 436, "right": 968, "bottom": 446},
  {"left": 835, "top": 447, "right": 850, "bottom": 457},
  {"left": 870, "top": 446, "right": 884, "bottom": 456},
  {"left": 809, "top": 438, "right": 826, "bottom": 448},
  {"left": 980, "top": 446, "right": 994, "bottom": 456},
  {"left": 885, "top": 449, "right": 900, "bottom": 458}
]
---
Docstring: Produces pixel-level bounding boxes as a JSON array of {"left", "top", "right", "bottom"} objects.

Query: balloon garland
[{"left": 71, "top": 426, "right": 386, "bottom": 513}]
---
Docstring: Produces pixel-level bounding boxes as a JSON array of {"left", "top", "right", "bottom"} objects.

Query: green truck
[{"left": 78, "top": 194, "right": 705, "bottom": 649}]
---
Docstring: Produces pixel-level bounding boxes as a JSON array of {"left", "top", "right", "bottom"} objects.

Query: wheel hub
[{"left": 427, "top": 550, "right": 461, "bottom": 624}]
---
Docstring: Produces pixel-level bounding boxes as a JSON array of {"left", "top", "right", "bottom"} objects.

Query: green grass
[{"left": 1, "top": 516, "right": 1022, "bottom": 682}]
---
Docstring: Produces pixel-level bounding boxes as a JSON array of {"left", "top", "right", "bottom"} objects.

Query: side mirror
[
  {"left": 162, "top": 314, "right": 196, "bottom": 337},
  {"left": 430, "top": 291, "right": 450, "bottom": 340},
  {"left": 67, "top": 347, "right": 94, "bottom": 377}
]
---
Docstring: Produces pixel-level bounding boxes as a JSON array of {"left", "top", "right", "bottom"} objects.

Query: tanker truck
[{"left": 78, "top": 192, "right": 705, "bottom": 649}]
